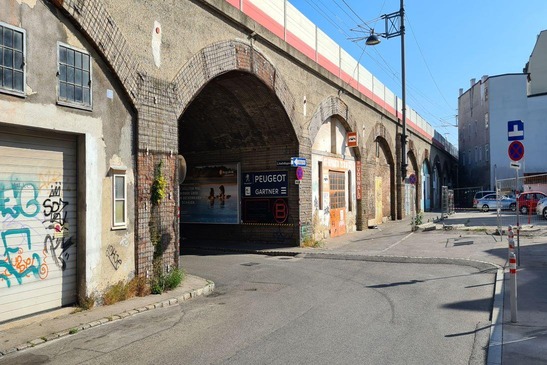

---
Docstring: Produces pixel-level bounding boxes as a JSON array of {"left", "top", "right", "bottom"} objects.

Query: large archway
[
  {"left": 421, "top": 158, "right": 432, "bottom": 212},
  {"left": 364, "top": 123, "right": 396, "bottom": 226},
  {"left": 308, "top": 96, "right": 362, "bottom": 239},
  {"left": 178, "top": 69, "right": 300, "bottom": 247},
  {"left": 406, "top": 143, "right": 419, "bottom": 215}
]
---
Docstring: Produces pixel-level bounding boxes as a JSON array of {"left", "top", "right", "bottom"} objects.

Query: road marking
[{"left": 380, "top": 232, "right": 414, "bottom": 253}]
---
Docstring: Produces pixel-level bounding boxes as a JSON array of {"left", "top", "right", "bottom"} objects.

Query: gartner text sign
[
  {"left": 290, "top": 157, "right": 307, "bottom": 167},
  {"left": 242, "top": 171, "right": 288, "bottom": 197},
  {"left": 508, "top": 120, "right": 524, "bottom": 141}
]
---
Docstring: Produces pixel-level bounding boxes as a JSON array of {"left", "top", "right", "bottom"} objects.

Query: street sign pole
[{"left": 515, "top": 169, "right": 520, "bottom": 266}]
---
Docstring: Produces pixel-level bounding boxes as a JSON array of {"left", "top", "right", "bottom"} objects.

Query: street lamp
[{"left": 365, "top": 0, "right": 407, "bottom": 181}]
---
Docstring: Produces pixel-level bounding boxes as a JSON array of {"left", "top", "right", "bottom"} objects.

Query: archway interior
[
  {"left": 178, "top": 71, "right": 300, "bottom": 247},
  {"left": 311, "top": 116, "right": 357, "bottom": 239}
]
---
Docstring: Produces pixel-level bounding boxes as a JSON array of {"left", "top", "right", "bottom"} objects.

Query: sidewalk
[
  {"left": 1, "top": 211, "right": 546, "bottom": 364},
  {"left": 0, "top": 274, "right": 214, "bottom": 356}
]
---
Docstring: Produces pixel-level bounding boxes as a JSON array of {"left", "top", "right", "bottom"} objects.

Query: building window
[
  {"left": 485, "top": 113, "right": 489, "bottom": 129},
  {"left": 329, "top": 170, "right": 346, "bottom": 209},
  {"left": 485, "top": 144, "right": 490, "bottom": 162},
  {"left": 58, "top": 43, "right": 91, "bottom": 109},
  {"left": 112, "top": 173, "right": 127, "bottom": 228},
  {"left": 0, "top": 23, "right": 25, "bottom": 95}
]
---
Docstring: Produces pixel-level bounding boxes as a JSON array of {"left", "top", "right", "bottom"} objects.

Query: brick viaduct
[{"left": 51, "top": 0, "right": 457, "bottom": 275}]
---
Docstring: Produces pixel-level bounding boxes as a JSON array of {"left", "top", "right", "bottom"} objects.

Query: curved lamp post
[{"left": 366, "top": 0, "right": 407, "bottom": 181}]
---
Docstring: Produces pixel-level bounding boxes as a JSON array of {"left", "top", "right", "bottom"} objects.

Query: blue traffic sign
[
  {"left": 291, "top": 157, "right": 307, "bottom": 167},
  {"left": 508, "top": 120, "right": 524, "bottom": 141},
  {"left": 508, "top": 141, "right": 524, "bottom": 161}
]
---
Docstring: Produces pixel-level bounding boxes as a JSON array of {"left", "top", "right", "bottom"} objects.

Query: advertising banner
[
  {"left": 180, "top": 163, "right": 240, "bottom": 224},
  {"left": 242, "top": 171, "right": 288, "bottom": 198},
  {"left": 241, "top": 171, "right": 289, "bottom": 223}
]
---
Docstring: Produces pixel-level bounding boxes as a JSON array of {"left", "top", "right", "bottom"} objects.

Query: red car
[{"left": 517, "top": 191, "right": 547, "bottom": 214}]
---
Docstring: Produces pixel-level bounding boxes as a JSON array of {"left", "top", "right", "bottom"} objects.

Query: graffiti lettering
[
  {"left": 119, "top": 233, "right": 130, "bottom": 248},
  {"left": 0, "top": 181, "right": 40, "bottom": 219},
  {"left": 41, "top": 181, "right": 73, "bottom": 271},
  {"left": 43, "top": 235, "right": 74, "bottom": 271},
  {"left": 43, "top": 198, "right": 69, "bottom": 227},
  {"left": 106, "top": 245, "right": 122, "bottom": 270},
  {"left": 1, "top": 228, "right": 42, "bottom": 288},
  {"left": 38, "top": 171, "right": 63, "bottom": 191},
  {"left": 0, "top": 178, "right": 73, "bottom": 288}
]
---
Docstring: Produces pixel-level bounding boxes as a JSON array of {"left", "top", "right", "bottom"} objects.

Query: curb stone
[{"left": 0, "top": 281, "right": 214, "bottom": 358}]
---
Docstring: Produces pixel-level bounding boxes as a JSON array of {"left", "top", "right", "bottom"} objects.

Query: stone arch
[
  {"left": 365, "top": 123, "right": 396, "bottom": 163},
  {"left": 432, "top": 154, "right": 443, "bottom": 210},
  {"left": 362, "top": 123, "right": 396, "bottom": 225},
  {"left": 421, "top": 154, "right": 432, "bottom": 212},
  {"left": 308, "top": 95, "right": 364, "bottom": 234},
  {"left": 172, "top": 39, "right": 301, "bottom": 140},
  {"left": 407, "top": 138, "right": 420, "bottom": 212}
]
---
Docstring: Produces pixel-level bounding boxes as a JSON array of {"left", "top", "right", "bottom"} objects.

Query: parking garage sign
[
  {"left": 242, "top": 171, "right": 288, "bottom": 197},
  {"left": 508, "top": 120, "right": 524, "bottom": 141}
]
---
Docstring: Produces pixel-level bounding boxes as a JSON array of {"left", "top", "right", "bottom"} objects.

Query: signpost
[{"left": 508, "top": 120, "right": 524, "bottom": 266}]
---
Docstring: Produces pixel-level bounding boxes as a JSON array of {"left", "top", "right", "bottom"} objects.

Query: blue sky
[{"left": 289, "top": 0, "right": 547, "bottom": 147}]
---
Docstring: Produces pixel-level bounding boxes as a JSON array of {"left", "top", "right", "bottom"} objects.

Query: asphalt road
[{"left": 2, "top": 251, "right": 495, "bottom": 365}]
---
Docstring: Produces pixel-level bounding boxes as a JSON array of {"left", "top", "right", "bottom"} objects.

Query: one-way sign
[
  {"left": 291, "top": 157, "right": 307, "bottom": 167},
  {"left": 508, "top": 120, "right": 524, "bottom": 141}
]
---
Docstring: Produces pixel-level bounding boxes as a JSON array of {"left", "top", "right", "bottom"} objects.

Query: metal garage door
[{"left": 0, "top": 128, "right": 78, "bottom": 322}]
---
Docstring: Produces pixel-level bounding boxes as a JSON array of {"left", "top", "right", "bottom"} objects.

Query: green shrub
[{"left": 150, "top": 267, "right": 185, "bottom": 294}]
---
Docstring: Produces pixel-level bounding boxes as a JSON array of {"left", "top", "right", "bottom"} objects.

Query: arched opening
[
  {"left": 369, "top": 136, "right": 395, "bottom": 225},
  {"left": 433, "top": 156, "right": 442, "bottom": 210},
  {"left": 406, "top": 149, "right": 419, "bottom": 215},
  {"left": 421, "top": 159, "right": 431, "bottom": 211},
  {"left": 311, "top": 115, "right": 358, "bottom": 239},
  {"left": 178, "top": 70, "right": 300, "bottom": 247}
]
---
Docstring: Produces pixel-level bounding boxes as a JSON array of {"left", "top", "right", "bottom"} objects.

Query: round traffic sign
[
  {"left": 296, "top": 166, "right": 304, "bottom": 180},
  {"left": 508, "top": 141, "right": 524, "bottom": 161},
  {"left": 408, "top": 174, "right": 417, "bottom": 185}
]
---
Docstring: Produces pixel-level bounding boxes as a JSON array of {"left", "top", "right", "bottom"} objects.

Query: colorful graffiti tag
[{"left": 1, "top": 177, "right": 73, "bottom": 288}]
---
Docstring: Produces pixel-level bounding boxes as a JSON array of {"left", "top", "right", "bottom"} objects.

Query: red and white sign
[
  {"left": 347, "top": 132, "right": 358, "bottom": 148},
  {"left": 296, "top": 166, "right": 304, "bottom": 180},
  {"left": 356, "top": 161, "right": 362, "bottom": 200}
]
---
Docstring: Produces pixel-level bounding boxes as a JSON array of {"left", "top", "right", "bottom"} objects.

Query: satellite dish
[{"left": 177, "top": 155, "right": 187, "bottom": 183}]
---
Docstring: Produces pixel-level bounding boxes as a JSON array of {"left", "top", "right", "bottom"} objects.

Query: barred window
[
  {"left": 58, "top": 43, "right": 91, "bottom": 108},
  {"left": 0, "top": 23, "right": 25, "bottom": 95},
  {"left": 329, "top": 170, "right": 346, "bottom": 209}
]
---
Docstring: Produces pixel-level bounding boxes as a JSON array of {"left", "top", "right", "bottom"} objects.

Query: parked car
[
  {"left": 476, "top": 194, "right": 516, "bottom": 212},
  {"left": 536, "top": 197, "right": 547, "bottom": 219},
  {"left": 517, "top": 191, "right": 547, "bottom": 214},
  {"left": 472, "top": 190, "right": 495, "bottom": 208}
]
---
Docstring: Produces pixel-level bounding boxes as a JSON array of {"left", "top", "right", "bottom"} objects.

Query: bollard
[
  {"left": 509, "top": 252, "right": 518, "bottom": 323},
  {"left": 508, "top": 226, "right": 515, "bottom": 260}
]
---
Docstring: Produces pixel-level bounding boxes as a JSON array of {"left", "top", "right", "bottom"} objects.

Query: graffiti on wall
[
  {"left": 106, "top": 244, "right": 122, "bottom": 270},
  {"left": 1, "top": 177, "right": 74, "bottom": 288},
  {"left": 42, "top": 182, "right": 73, "bottom": 271}
]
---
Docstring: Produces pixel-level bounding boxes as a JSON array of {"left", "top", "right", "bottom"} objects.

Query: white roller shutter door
[{"left": 0, "top": 128, "right": 78, "bottom": 322}]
